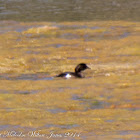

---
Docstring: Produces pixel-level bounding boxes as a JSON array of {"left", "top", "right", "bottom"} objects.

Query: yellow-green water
[{"left": 0, "top": 21, "right": 140, "bottom": 139}]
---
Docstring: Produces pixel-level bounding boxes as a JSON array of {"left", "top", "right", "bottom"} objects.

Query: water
[
  {"left": 0, "top": 0, "right": 139, "bottom": 22},
  {"left": 0, "top": 1, "right": 140, "bottom": 139},
  {"left": 0, "top": 73, "right": 53, "bottom": 81}
]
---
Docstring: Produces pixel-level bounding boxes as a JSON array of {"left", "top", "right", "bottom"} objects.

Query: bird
[{"left": 56, "top": 63, "right": 90, "bottom": 78}]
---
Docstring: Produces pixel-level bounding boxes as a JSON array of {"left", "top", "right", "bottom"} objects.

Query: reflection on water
[
  {"left": 72, "top": 94, "right": 110, "bottom": 110},
  {"left": 47, "top": 108, "right": 67, "bottom": 114},
  {"left": 0, "top": 21, "right": 41, "bottom": 33},
  {"left": 119, "top": 32, "right": 130, "bottom": 39},
  {"left": 44, "top": 124, "right": 79, "bottom": 129},
  {"left": 0, "top": 0, "right": 139, "bottom": 21},
  {"left": 0, "top": 124, "right": 36, "bottom": 132},
  {"left": 0, "top": 73, "right": 53, "bottom": 81},
  {"left": 0, "top": 89, "right": 39, "bottom": 94}
]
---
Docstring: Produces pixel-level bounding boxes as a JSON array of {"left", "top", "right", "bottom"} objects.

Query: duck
[{"left": 56, "top": 63, "right": 90, "bottom": 78}]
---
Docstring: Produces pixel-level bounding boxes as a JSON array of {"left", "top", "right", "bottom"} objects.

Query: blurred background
[{"left": 0, "top": 0, "right": 139, "bottom": 21}]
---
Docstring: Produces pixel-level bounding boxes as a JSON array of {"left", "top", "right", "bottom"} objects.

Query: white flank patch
[{"left": 65, "top": 74, "right": 71, "bottom": 79}]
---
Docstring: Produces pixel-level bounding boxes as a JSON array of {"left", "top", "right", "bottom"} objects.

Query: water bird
[{"left": 56, "top": 63, "right": 90, "bottom": 78}]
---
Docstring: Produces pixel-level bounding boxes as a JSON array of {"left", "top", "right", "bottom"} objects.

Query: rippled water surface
[
  {"left": 0, "top": 0, "right": 140, "bottom": 139},
  {"left": 0, "top": 20, "right": 139, "bottom": 139}
]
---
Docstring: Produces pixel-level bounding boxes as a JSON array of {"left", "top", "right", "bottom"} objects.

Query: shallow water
[{"left": 0, "top": 21, "right": 140, "bottom": 139}]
